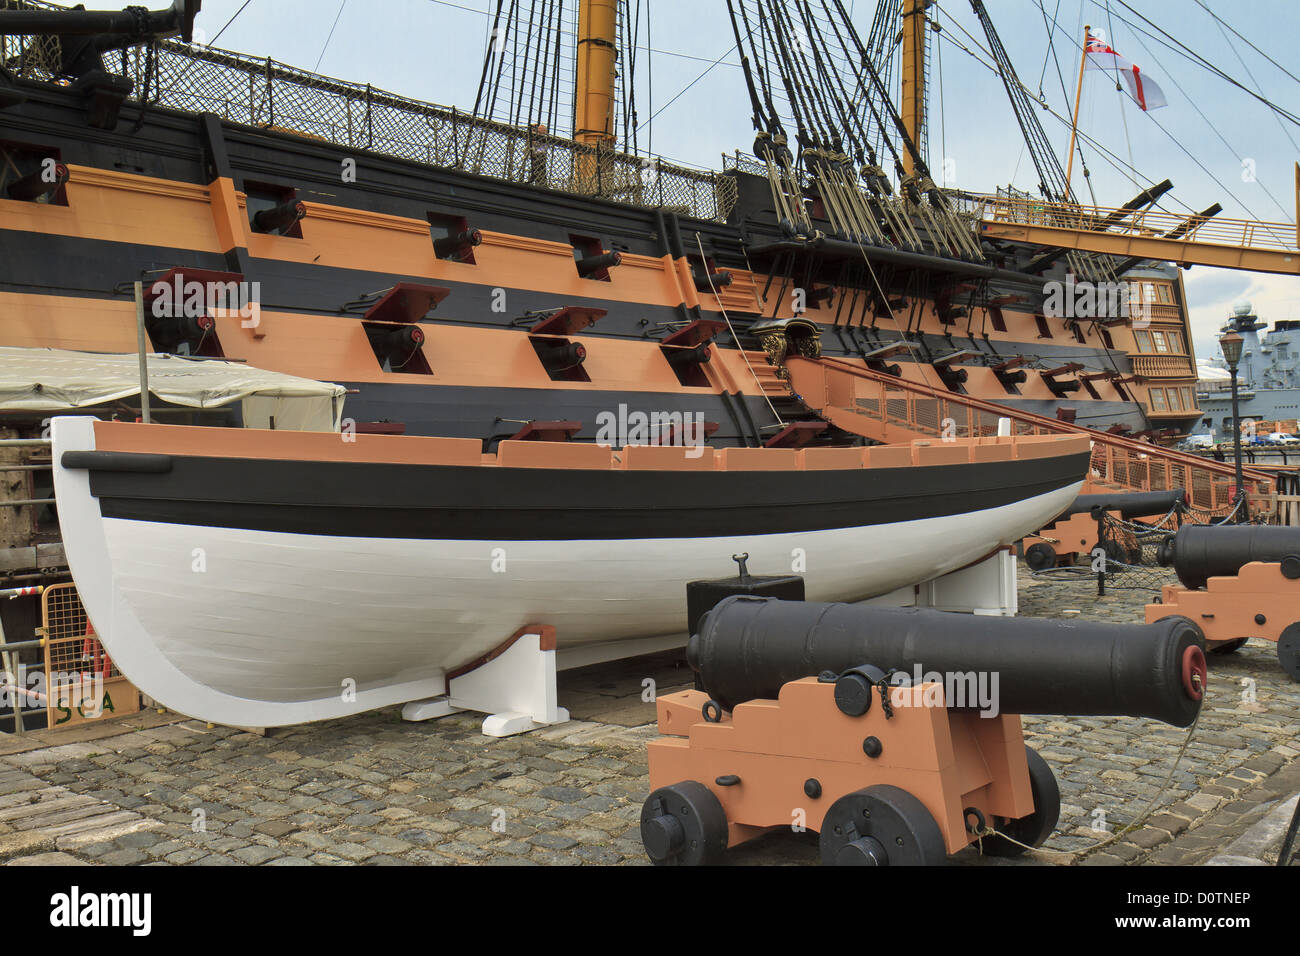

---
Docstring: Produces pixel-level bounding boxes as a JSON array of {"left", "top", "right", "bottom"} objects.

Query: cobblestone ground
[{"left": 0, "top": 564, "right": 1296, "bottom": 866}]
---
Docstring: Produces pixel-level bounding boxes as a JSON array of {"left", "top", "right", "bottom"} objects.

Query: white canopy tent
[{"left": 0, "top": 348, "right": 347, "bottom": 432}]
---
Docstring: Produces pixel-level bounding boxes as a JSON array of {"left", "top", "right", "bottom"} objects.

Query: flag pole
[{"left": 1064, "top": 25, "right": 1091, "bottom": 201}]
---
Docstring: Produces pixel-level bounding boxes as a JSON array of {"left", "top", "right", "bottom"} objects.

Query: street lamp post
[{"left": 1219, "top": 330, "right": 1246, "bottom": 517}]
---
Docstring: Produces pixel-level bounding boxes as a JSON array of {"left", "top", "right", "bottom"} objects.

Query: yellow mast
[
  {"left": 574, "top": 0, "right": 619, "bottom": 148},
  {"left": 900, "top": 0, "right": 927, "bottom": 177},
  {"left": 1064, "top": 25, "right": 1091, "bottom": 197}
]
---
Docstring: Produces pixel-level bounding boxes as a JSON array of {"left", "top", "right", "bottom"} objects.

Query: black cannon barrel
[
  {"left": 1062, "top": 488, "right": 1186, "bottom": 521},
  {"left": 1160, "top": 524, "right": 1300, "bottom": 589},
  {"left": 692, "top": 270, "right": 733, "bottom": 292},
  {"left": 575, "top": 251, "right": 621, "bottom": 277},
  {"left": 251, "top": 199, "right": 306, "bottom": 235},
  {"left": 0, "top": 0, "right": 198, "bottom": 40},
  {"left": 664, "top": 343, "right": 711, "bottom": 372},
  {"left": 6, "top": 163, "right": 68, "bottom": 202},
  {"left": 688, "top": 597, "right": 1206, "bottom": 727},
  {"left": 432, "top": 229, "right": 482, "bottom": 260}
]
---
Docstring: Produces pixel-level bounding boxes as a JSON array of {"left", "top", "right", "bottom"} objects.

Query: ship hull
[{"left": 52, "top": 417, "right": 1088, "bottom": 727}]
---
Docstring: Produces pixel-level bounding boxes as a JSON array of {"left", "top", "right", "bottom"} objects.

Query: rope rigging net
[{"left": 723, "top": 0, "right": 982, "bottom": 263}]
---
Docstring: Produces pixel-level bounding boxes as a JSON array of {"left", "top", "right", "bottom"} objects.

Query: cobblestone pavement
[{"left": 0, "top": 564, "right": 1297, "bottom": 866}]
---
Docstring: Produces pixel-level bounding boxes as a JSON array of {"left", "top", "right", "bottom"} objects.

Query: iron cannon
[{"left": 643, "top": 596, "right": 1207, "bottom": 866}]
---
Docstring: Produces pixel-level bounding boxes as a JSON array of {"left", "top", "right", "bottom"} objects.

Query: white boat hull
[{"left": 52, "top": 417, "right": 1085, "bottom": 726}]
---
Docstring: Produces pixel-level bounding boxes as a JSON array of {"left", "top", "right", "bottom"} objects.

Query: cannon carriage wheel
[
  {"left": 817, "top": 784, "right": 947, "bottom": 866},
  {"left": 1024, "top": 542, "right": 1058, "bottom": 572},
  {"left": 978, "top": 745, "right": 1061, "bottom": 857},
  {"left": 640, "top": 780, "right": 729, "bottom": 866},
  {"left": 1279, "top": 623, "right": 1300, "bottom": 681}
]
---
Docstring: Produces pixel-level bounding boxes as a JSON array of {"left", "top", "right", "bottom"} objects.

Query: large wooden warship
[{"left": 0, "top": 0, "right": 1283, "bottom": 729}]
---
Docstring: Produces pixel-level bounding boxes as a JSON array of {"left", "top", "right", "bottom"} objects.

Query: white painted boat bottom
[{"left": 52, "top": 417, "right": 1082, "bottom": 728}]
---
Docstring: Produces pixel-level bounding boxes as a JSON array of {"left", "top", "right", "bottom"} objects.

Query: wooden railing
[
  {"left": 1131, "top": 354, "right": 1196, "bottom": 379},
  {"left": 786, "top": 356, "right": 1275, "bottom": 516},
  {"left": 1274, "top": 495, "right": 1300, "bottom": 527},
  {"left": 958, "top": 193, "right": 1298, "bottom": 254}
]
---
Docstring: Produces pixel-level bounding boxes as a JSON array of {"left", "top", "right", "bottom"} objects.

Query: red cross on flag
[{"left": 1084, "top": 36, "right": 1168, "bottom": 111}]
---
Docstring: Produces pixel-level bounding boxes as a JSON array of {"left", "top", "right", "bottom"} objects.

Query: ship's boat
[{"left": 51, "top": 415, "right": 1090, "bottom": 726}]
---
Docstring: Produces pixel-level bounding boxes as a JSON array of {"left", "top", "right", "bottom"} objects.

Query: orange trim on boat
[{"left": 88, "top": 420, "right": 1090, "bottom": 472}]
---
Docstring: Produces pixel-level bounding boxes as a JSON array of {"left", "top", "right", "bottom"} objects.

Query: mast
[
  {"left": 574, "top": 0, "right": 619, "bottom": 148},
  {"left": 899, "top": 0, "right": 928, "bottom": 178},
  {"left": 1064, "top": 25, "right": 1090, "bottom": 196}
]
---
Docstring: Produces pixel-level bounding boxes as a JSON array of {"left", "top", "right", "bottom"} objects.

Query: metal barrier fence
[
  {"left": 2, "top": 1, "right": 737, "bottom": 222},
  {"left": 40, "top": 582, "right": 139, "bottom": 727}
]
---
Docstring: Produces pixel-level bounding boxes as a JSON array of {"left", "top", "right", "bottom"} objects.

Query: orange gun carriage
[
  {"left": 642, "top": 595, "right": 1207, "bottom": 866},
  {"left": 644, "top": 676, "right": 1055, "bottom": 866},
  {"left": 1022, "top": 489, "right": 1186, "bottom": 571},
  {"left": 1146, "top": 524, "right": 1300, "bottom": 680},
  {"left": 1147, "top": 560, "right": 1300, "bottom": 680}
]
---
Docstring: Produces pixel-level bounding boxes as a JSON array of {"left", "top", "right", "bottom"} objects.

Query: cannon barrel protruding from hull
[
  {"left": 432, "top": 229, "right": 482, "bottom": 260},
  {"left": 688, "top": 597, "right": 1207, "bottom": 726},
  {"left": 251, "top": 199, "right": 306, "bottom": 235},
  {"left": 6, "top": 162, "right": 69, "bottom": 202},
  {"left": 575, "top": 251, "right": 621, "bottom": 278},
  {"left": 1159, "top": 524, "right": 1300, "bottom": 590},
  {"left": 1063, "top": 488, "right": 1186, "bottom": 521}
]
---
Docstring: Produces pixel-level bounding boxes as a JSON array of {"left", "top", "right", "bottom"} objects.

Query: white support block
[
  {"left": 399, "top": 629, "right": 569, "bottom": 736},
  {"left": 448, "top": 630, "right": 569, "bottom": 737},
  {"left": 917, "top": 549, "right": 1018, "bottom": 616},
  {"left": 401, "top": 697, "right": 461, "bottom": 722},
  {"left": 854, "top": 584, "right": 920, "bottom": 609}
]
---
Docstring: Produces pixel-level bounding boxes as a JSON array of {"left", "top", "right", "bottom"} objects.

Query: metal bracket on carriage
[
  {"left": 351, "top": 283, "right": 452, "bottom": 323},
  {"left": 400, "top": 625, "right": 570, "bottom": 737},
  {"left": 519, "top": 306, "right": 607, "bottom": 336}
]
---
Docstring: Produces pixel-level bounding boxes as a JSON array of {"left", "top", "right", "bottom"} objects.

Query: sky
[{"left": 76, "top": 0, "right": 1300, "bottom": 364}]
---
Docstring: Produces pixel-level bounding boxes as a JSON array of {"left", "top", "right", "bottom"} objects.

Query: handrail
[
  {"left": 787, "top": 355, "right": 1274, "bottom": 515},
  {"left": 953, "top": 192, "right": 1298, "bottom": 254}
]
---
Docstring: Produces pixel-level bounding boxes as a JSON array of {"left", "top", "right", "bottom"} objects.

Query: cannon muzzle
[
  {"left": 575, "top": 251, "right": 621, "bottom": 278},
  {"left": 1159, "top": 524, "right": 1300, "bottom": 589},
  {"left": 432, "top": 229, "right": 482, "bottom": 260},
  {"left": 251, "top": 199, "right": 306, "bottom": 235},
  {"left": 688, "top": 597, "right": 1206, "bottom": 726}
]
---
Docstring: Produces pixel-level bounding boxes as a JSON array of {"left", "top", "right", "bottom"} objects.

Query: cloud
[{"left": 1185, "top": 267, "right": 1300, "bottom": 358}]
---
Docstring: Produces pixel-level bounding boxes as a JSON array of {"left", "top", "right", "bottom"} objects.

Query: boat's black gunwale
[{"left": 77, "top": 449, "right": 1090, "bottom": 540}]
